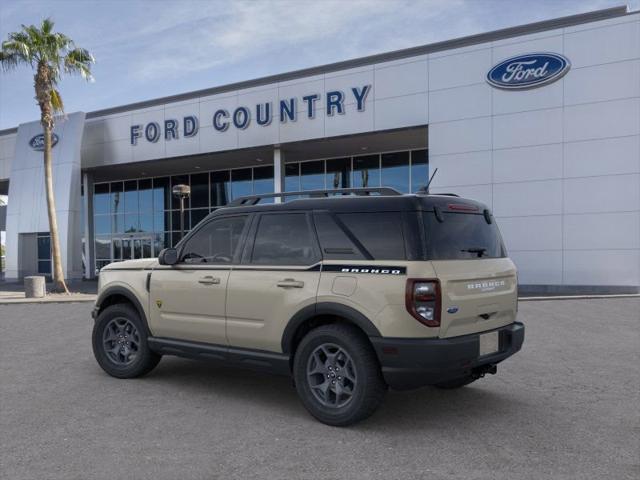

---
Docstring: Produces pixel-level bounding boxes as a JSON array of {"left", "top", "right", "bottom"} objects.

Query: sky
[{"left": 0, "top": 0, "right": 636, "bottom": 130}]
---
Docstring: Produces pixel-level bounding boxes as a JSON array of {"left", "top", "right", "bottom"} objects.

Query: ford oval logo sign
[
  {"left": 487, "top": 53, "right": 570, "bottom": 90},
  {"left": 29, "top": 133, "right": 59, "bottom": 151}
]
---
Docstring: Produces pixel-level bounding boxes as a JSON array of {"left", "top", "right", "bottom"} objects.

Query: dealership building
[{"left": 0, "top": 5, "right": 639, "bottom": 293}]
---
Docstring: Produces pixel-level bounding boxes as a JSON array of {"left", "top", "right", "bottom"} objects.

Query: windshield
[{"left": 423, "top": 211, "right": 506, "bottom": 260}]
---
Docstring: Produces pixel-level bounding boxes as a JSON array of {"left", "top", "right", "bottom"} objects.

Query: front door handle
[
  {"left": 198, "top": 276, "right": 221, "bottom": 285},
  {"left": 277, "top": 278, "right": 305, "bottom": 288}
]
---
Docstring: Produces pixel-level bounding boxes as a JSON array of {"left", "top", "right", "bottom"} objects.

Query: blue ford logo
[
  {"left": 447, "top": 306, "right": 459, "bottom": 314},
  {"left": 29, "top": 133, "right": 59, "bottom": 151},
  {"left": 487, "top": 53, "right": 570, "bottom": 90}
]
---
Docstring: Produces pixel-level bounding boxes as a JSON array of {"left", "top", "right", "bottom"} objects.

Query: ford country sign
[
  {"left": 487, "top": 53, "right": 570, "bottom": 90},
  {"left": 29, "top": 133, "right": 59, "bottom": 151}
]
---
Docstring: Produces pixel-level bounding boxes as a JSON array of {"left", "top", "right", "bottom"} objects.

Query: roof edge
[{"left": 0, "top": 4, "right": 631, "bottom": 134}]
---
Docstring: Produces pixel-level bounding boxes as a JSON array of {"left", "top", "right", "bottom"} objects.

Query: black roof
[{"left": 207, "top": 193, "right": 489, "bottom": 218}]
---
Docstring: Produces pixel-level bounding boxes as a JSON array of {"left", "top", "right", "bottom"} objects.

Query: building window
[
  {"left": 326, "top": 158, "right": 350, "bottom": 190},
  {"left": 37, "top": 232, "right": 51, "bottom": 275},
  {"left": 411, "top": 149, "right": 429, "bottom": 192},
  {"left": 231, "top": 168, "right": 252, "bottom": 199},
  {"left": 381, "top": 151, "right": 410, "bottom": 193},
  {"left": 301, "top": 160, "right": 325, "bottom": 191},
  {"left": 353, "top": 154, "right": 381, "bottom": 188},
  {"left": 211, "top": 171, "right": 230, "bottom": 207},
  {"left": 285, "top": 163, "right": 300, "bottom": 192}
]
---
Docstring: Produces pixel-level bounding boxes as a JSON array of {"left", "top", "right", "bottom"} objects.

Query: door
[
  {"left": 148, "top": 214, "right": 249, "bottom": 345},
  {"left": 226, "top": 212, "right": 321, "bottom": 352},
  {"left": 113, "top": 235, "right": 153, "bottom": 261}
]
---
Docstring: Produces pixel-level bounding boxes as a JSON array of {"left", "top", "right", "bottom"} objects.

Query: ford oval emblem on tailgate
[{"left": 447, "top": 306, "right": 459, "bottom": 314}]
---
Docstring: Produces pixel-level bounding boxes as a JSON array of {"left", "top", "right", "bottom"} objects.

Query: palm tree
[{"left": 0, "top": 18, "right": 94, "bottom": 293}]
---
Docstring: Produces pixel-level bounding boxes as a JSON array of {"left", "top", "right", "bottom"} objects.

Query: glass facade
[
  {"left": 285, "top": 149, "right": 428, "bottom": 194},
  {"left": 92, "top": 149, "right": 427, "bottom": 271}
]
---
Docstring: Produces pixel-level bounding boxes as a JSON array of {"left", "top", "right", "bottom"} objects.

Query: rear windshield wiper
[{"left": 460, "top": 247, "right": 487, "bottom": 258}]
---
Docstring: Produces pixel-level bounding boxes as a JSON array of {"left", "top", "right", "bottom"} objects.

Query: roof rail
[{"left": 226, "top": 187, "right": 402, "bottom": 207}]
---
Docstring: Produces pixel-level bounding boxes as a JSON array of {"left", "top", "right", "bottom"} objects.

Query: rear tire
[
  {"left": 293, "top": 324, "right": 387, "bottom": 426},
  {"left": 434, "top": 375, "right": 477, "bottom": 389},
  {"left": 92, "top": 303, "right": 161, "bottom": 379}
]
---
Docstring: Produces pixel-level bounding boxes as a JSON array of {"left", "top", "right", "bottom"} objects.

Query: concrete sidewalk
[{"left": 0, "top": 280, "right": 97, "bottom": 304}]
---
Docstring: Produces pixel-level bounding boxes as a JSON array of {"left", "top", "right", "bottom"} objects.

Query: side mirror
[{"left": 158, "top": 248, "right": 178, "bottom": 266}]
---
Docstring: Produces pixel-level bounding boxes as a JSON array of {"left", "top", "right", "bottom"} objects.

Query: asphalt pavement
[{"left": 0, "top": 298, "right": 638, "bottom": 480}]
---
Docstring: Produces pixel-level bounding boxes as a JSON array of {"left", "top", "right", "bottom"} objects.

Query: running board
[{"left": 147, "top": 337, "right": 291, "bottom": 376}]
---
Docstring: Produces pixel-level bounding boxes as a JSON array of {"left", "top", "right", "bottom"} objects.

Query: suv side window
[
  {"left": 336, "top": 212, "right": 406, "bottom": 260},
  {"left": 181, "top": 215, "right": 247, "bottom": 264},
  {"left": 313, "top": 212, "right": 367, "bottom": 260},
  {"left": 250, "top": 213, "right": 320, "bottom": 265}
]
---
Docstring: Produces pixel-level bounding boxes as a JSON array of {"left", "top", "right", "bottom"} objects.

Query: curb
[
  {"left": 518, "top": 294, "right": 640, "bottom": 301},
  {"left": 0, "top": 296, "right": 96, "bottom": 305}
]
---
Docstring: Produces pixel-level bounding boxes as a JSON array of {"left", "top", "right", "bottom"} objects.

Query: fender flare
[
  {"left": 94, "top": 285, "right": 151, "bottom": 335},
  {"left": 281, "top": 302, "right": 381, "bottom": 354}
]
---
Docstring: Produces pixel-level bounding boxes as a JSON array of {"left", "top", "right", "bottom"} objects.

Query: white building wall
[
  {"left": 428, "top": 13, "right": 640, "bottom": 288},
  {"left": 5, "top": 113, "right": 85, "bottom": 280},
  {"left": 0, "top": 133, "right": 16, "bottom": 181}
]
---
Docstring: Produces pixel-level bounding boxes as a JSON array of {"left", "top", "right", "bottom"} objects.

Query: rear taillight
[{"left": 405, "top": 279, "right": 441, "bottom": 327}]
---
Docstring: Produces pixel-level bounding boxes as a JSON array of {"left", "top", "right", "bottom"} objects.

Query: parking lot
[{"left": 0, "top": 298, "right": 638, "bottom": 480}]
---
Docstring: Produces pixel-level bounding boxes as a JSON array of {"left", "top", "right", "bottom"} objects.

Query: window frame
[
  {"left": 241, "top": 211, "right": 322, "bottom": 266},
  {"left": 176, "top": 213, "right": 251, "bottom": 265}
]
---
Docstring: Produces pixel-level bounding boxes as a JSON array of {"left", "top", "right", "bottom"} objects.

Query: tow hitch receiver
[{"left": 472, "top": 364, "right": 497, "bottom": 379}]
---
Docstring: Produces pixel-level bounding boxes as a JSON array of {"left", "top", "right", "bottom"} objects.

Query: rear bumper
[{"left": 370, "top": 322, "right": 525, "bottom": 390}]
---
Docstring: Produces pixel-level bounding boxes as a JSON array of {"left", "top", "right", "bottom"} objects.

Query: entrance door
[{"left": 113, "top": 235, "right": 154, "bottom": 262}]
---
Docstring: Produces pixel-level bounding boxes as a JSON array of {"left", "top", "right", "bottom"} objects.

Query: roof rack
[{"left": 227, "top": 187, "right": 402, "bottom": 207}]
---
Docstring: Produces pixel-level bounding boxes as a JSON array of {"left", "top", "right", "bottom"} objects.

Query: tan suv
[{"left": 91, "top": 188, "right": 524, "bottom": 426}]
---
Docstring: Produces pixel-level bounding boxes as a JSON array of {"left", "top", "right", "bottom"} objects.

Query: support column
[
  {"left": 273, "top": 147, "right": 286, "bottom": 203},
  {"left": 82, "top": 172, "right": 95, "bottom": 279}
]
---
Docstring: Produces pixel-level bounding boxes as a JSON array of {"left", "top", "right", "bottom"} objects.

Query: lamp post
[{"left": 172, "top": 184, "right": 191, "bottom": 240}]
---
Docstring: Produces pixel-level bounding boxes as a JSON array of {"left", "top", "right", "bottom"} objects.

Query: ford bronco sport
[{"left": 92, "top": 187, "right": 524, "bottom": 426}]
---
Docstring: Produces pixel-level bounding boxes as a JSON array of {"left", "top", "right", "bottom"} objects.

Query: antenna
[{"left": 424, "top": 167, "right": 438, "bottom": 193}]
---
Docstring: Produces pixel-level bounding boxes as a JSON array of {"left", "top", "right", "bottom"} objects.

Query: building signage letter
[
  {"left": 145, "top": 122, "right": 160, "bottom": 143},
  {"left": 326, "top": 91, "right": 344, "bottom": 116},
  {"left": 164, "top": 119, "right": 178, "bottom": 140},
  {"left": 280, "top": 98, "right": 297, "bottom": 123},
  {"left": 213, "top": 109, "right": 230, "bottom": 132},
  {"left": 352, "top": 85, "right": 371, "bottom": 111},
  {"left": 302, "top": 94, "right": 319, "bottom": 119},
  {"left": 130, "top": 125, "right": 142, "bottom": 145},
  {"left": 183, "top": 115, "right": 198, "bottom": 137}
]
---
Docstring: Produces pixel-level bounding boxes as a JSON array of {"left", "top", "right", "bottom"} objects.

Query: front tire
[
  {"left": 92, "top": 303, "right": 161, "bottom": 379},
  {"left": 293, "top": 324, "right": 387, "bottom": 426}
]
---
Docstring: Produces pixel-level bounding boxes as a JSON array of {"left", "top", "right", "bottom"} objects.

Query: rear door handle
[
  {"left": 198, "top": 276, "right": 221, "bottom": 285},
  {"left": 277, "top": 278, "right": 305, "bottom": 288}
]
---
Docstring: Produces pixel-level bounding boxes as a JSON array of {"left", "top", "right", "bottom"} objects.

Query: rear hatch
[{"left": 423, "top": 205, "right": 518, "bottom": 338}]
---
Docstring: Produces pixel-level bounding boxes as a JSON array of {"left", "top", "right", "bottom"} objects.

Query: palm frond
[
  {"left": 64, "top": 47, "right": 94, "bottom": 81},
  {"left": 41, "top": 17, "right": 54, "bottom": 35},
  {"left": 50, "top": 88, "right": 64, "bottom": 113}
]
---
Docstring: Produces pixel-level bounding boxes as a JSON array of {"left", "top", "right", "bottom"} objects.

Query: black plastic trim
[
  {"left": 370, "top": 322, "right": 525, "bottom": 390},
  {"left": 147, "top": 337, "right": 291, "bottom": 376},
  {"left": 93, "top": 286, "right": 151, "bottom": 336},
  {"left": 281, "top": 302, "right": 382, "bottom": 354}
]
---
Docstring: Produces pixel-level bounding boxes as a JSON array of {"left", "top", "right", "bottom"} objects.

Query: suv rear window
[{"left": 423, "top": 212, "right": 506, "bottom": 260}]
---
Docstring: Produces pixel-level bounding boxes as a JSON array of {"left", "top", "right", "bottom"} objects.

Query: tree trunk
[{"left": 43, "top": 122, "right": 69, "bottom": 294}]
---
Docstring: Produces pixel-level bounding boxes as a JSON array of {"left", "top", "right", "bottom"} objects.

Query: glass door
[{"left": 112, "top": 235, "right": 154, "bottom": 262}]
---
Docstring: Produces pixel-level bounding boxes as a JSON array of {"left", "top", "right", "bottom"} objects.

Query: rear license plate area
[{"left": 479, "top": 331, "right": 499, "bottom": 357}]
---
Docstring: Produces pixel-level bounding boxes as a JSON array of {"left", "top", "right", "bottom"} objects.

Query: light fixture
[
  {"left": 360, "top": 146, "right": 368, "bottom": 151},
  {"left": 256, "top": 157, "right": 263, "bottom": 162}
]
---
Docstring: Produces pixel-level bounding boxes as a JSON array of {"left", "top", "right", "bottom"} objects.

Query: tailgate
[{"left": 431, "top": 258, "right": 518, "bottom": 338}]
